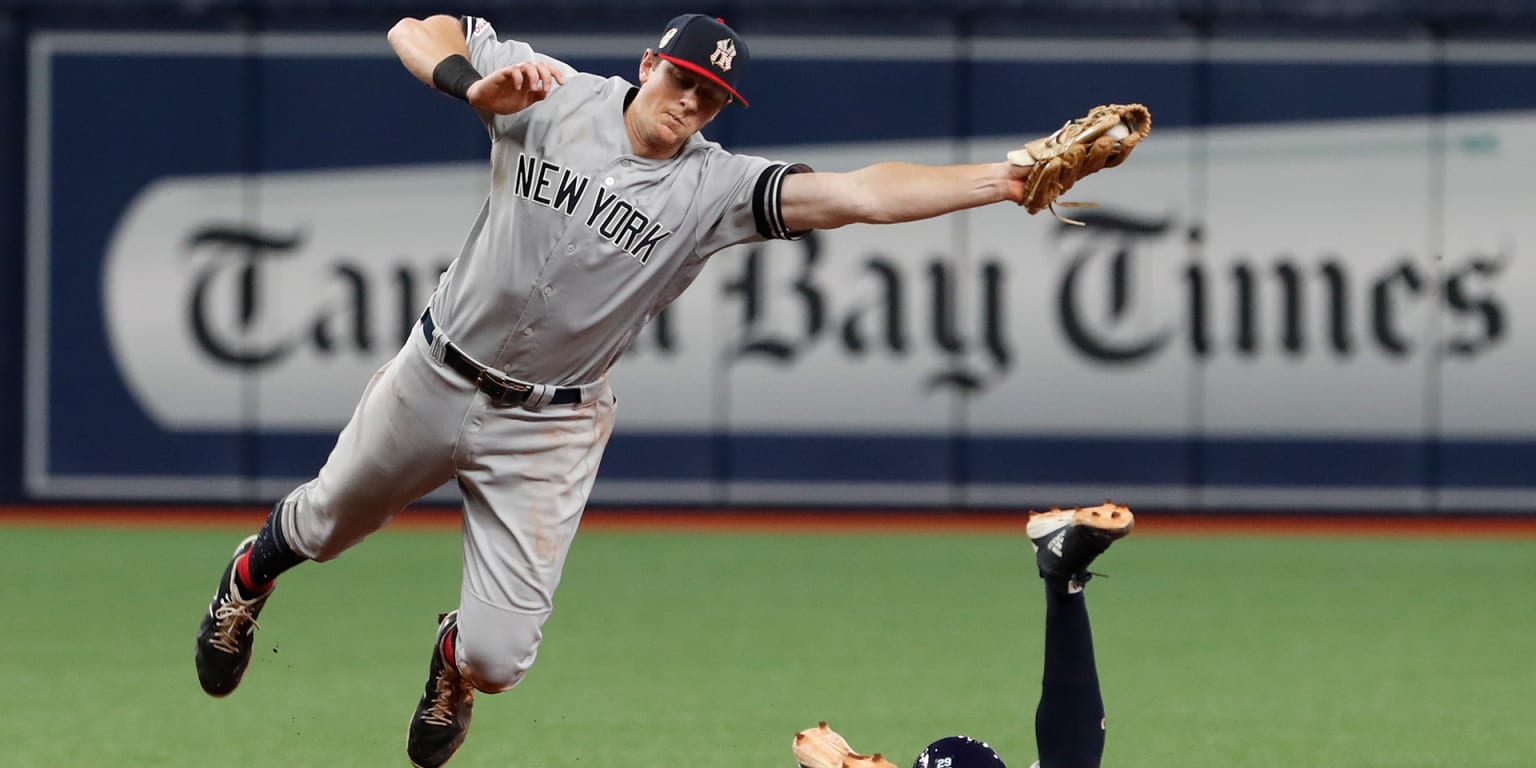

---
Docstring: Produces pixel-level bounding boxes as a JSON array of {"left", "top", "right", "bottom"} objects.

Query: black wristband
[{"left": 431, "top": 54, "right": 481, "bottom": 102}]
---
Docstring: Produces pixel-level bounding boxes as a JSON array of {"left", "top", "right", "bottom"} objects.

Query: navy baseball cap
[
  {"left": 653, "top": 13, "right": 750, "bottom": 106},
  {"left": 912, "top": 736, "right": 1007, "bottom": 768}
]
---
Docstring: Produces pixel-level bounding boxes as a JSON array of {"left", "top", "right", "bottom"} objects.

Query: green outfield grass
[{"left": 1, "top": 523, "right": 1531, "bottom": 767}]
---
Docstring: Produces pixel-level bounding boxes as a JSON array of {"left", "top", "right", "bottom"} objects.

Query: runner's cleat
[{"left": 1027, "top": 502, "right": 1134, "bottom": 584}]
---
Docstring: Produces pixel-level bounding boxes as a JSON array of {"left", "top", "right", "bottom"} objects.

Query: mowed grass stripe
[{"left": 0, "top": 527, "right": 1530, "bottom": 767}]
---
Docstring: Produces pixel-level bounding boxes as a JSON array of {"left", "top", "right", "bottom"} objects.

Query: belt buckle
[{"left": 478, "top": 370, "right": 531, "bottom": 406}]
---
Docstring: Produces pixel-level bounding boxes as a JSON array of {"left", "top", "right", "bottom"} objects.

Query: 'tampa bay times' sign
[{"left": 97, "top": 127, "right": 1527, "bottom": 437}]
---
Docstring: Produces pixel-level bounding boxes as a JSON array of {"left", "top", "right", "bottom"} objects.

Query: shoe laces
[
  {"left": 421, "top": 669, "right": 472, "bottom": 728},
  {"left": 208, "top": 593, "right": 264, "bottom": 655}
]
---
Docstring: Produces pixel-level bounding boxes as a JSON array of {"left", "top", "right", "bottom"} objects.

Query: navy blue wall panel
[
  {"left": 5, "top": 8, "right": 1536, "bottom": 510},
  {"left": 0, "top": 16, "right": 22, "bottom": 502}
]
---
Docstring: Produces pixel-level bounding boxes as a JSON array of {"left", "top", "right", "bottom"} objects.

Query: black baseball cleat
[
  {"left": 195, "top": 534, "right": 273, "bottom": 697},
  {"left": 1027, "top": 502, "right": 1134, "bottom": 584},
  {"left": 407, "top": 611, "right": 475, "bottom": 768}
]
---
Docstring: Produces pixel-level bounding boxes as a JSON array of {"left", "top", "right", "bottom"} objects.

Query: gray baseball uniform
[{"left": 277, "top": 16, "right": 808, "bottom": 691}]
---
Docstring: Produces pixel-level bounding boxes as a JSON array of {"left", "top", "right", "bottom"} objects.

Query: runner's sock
[{"left": 1034, "top": 578, "right": 1107, "bottom": 768}]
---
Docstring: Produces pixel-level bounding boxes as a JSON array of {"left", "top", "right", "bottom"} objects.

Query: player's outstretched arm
[
  {"left": 780, "top": 104, "right": 1151, "bottom": 231},
  {"left": 778, "top": 161, "right": 1028, "bottom": 232}
]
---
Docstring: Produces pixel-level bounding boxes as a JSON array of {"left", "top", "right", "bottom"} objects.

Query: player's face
[
  {"left": 632, "top": 55, "right": 730, "bottom": 153},
  {"left": 658, "top": 60, "right": 732, "bottom": 116}
]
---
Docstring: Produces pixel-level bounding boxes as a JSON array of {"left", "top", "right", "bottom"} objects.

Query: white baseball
[{"left": 1107, "top": 123, "right": 1130, "bottom": 140}]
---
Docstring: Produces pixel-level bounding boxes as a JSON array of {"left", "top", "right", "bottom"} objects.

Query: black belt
[{"left": 420, "top": 310, "right": 583, "bottom": 407}]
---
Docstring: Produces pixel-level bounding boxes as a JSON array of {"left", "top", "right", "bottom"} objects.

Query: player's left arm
[
  {"left": 778, "top": 162, "right": 1031, "bottom": 232},
  {"left": 779, "top": 103, "right": 1152, "bottom": 229}
]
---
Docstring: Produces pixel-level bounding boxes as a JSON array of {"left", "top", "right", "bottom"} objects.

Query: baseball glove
[
  {"left": 1007, "top": 103, "right": 1152, "bottom": 225},
  {"left": 794, "top": 722, "right": 900, "bottom": 768}
]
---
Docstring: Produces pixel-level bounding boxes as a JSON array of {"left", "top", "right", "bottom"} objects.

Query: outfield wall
[{"left": 4, "top": 13, "right": 1536, "bottom": 511}]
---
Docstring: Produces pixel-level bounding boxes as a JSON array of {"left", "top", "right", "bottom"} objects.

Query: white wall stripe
[
  {"left": 968, "top": 38, "right": 1203, "bottom": 61},
  {"left": 24, "top": 35, "right": 54, "bottom": 499},
  {"left": 39, "top": 30, "right": 1532, "bottom": 66}
]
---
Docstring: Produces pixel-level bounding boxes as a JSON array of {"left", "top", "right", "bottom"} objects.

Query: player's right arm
[
  {"left": 387, "top": 15, "right": 565, "bottom": 117},
  {"left": 387, "top": 14, "right": 469, "bottom": 85}
]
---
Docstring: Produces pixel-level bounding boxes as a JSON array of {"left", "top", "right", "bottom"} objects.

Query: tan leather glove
[{"left": 1008, "top": 103, "right": 1152, "bottom": 224}]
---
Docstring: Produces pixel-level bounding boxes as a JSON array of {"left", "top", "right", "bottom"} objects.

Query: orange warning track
[{"left": 1, "top": 505, "right": 1535, "bottom": 538}]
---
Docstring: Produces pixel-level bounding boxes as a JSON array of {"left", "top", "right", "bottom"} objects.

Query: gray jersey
[
  {"left": 429, "top": 16, "right": 808, "bottom": 385},
  {"left": 199, "top": 14, "right": 812, "bottom": 746}
]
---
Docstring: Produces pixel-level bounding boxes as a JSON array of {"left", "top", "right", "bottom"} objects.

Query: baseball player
[
  {"left": 795, "top": 503, "right": 1135, "bottom": 768},
  {"left": 192, "top": 11, "right": 1145, "bottom": 768}
]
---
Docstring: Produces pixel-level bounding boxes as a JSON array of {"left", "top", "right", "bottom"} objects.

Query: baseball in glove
[
  {"left": 794, "top": 722, "right": 900, "bottom": 768},
  {"left": 1007, "top": 103, "right": 1152, "bottom": 225}
]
